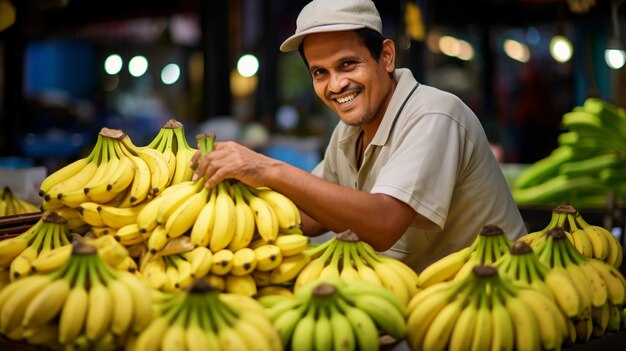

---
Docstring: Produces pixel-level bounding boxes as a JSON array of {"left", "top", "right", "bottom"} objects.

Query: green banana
[
  {"left": 513, "top": 145, "right": 575, "bottom": 189},
  {"left": 512, "top": 175, "right": 607, "bottom": 206}
]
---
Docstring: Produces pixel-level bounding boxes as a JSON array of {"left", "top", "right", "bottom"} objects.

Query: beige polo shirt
[{"left": 312, "top": 68, "right": 527, "bottom": 272}]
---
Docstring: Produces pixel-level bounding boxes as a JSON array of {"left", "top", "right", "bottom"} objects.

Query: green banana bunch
[
  {"left": 268, "top": 276, "right": 407, "bottom": 351},
  {"left": 0, "top": 186, "right": 40, "bottom": 216},
  {"left": 0, "top": 240, "right": 154, "bottom": 349},
  {"left": 512, "top": 97, "right": 626, "bottom": 207},
  {"left": 407, "top": 264, "right": 567, "bottom": 351},
  {"left": 132, "top": 278, "right": 280, "bottom": 351}
]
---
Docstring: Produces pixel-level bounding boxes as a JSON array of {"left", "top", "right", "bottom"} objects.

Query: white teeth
[{"left": 336, "top": 93, "right": 357, "bottom": 104}]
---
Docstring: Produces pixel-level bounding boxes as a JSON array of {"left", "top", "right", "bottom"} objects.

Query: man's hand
[{"left": 190, "top": 141, "right": 279, "bottom": 189}]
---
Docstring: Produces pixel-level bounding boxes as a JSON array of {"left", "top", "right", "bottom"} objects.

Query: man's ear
[{"left": 381, "top": 39, "right": 396, "bottom": 73}]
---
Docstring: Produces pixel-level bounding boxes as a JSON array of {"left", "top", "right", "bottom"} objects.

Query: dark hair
[{"left": 297, "top": 28, "right": 385, "bottom": 67}]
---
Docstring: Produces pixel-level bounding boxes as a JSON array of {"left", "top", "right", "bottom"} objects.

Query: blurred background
[{"left": 0, "top": 0, "right": 624, "bottom": 174}]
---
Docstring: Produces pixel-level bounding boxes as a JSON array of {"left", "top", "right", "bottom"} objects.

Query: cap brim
[{"left": 279, "top": 23, "right": 366, "bottom": 52}]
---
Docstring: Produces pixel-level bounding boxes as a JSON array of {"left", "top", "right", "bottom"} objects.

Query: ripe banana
[
  {"left": 254, "top": 187, "right": 301, "bottom": 229},
  {"left": 210, "top": 181, "right": 237, "bottom": 252},
  {"left": 254, "top": 244, "right": 283, "bottom": 271}
]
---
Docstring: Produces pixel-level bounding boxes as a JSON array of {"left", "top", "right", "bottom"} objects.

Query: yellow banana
[
  {"left": 224, "top": 274, "right": 258, "bottom": 297},
  {"left": 231, "top": 247, "right": 258, "bottom": 276},
  {"left": 505, "top": 292, "right": 542, "bottom": 351},
  {"left": 254, "top": 187, "right": 301, "bottom": 229},
  {"left": 586, "top": 258, "right": 626, "bottom": 305},
  {"left": 544, "top": 266, "right": 582, "bottom": 318},
  {"left": 187, "top": 245, "right": 214, "bottom": 278},
  {"left": 0, "top": 274, "right": 52, "bottom": 334},
  {"left": 422, "top": 292, "right": 466, "bottom": 351},
  {"left": 239, "top": 183, "right": 278, "bottom": 243},
  {"left": 85, "top": 273, "right": 113, "bottom": 341},
  {"left": 117, "top": 270, "right": 154, "bottom": 333},
  {"left": 417, "top": 247, "right": 471, "bottom": 288},
  {"left": 77, "top": 201, "right": 105, "bottom": 227},
  {"left": 165, "top": 186, "right": 209, "bottom": 239},
  {"left": 448, "top": 288, "right": 479, "bottom": 351},
  {"left": 516, "top": 287, "right": 566, "bottom": 350},
  {"left": 42, "top": 136, "right": 104, "bottom": 203},
  {"left": 31, "top": 243, "right": 72, "bottom": 274},
  {"left": 270, "top": 252, "right": 312, "bottom": 284},
  {"left": 254, "top": 244, "right": 283, "bottom": 272},
  {"left": 148, "top": 224, "right": 170, "bottom": 254},
  {"left": 107, "top": 277, "right": 134, "bottom": 336},
  {"left": 58, "top": 264, "right": 89, "bottom": 344},
  {"left": 274, "top": 233, "right": 310, "bottom": 257},
  {"left": 357, "top": 241, "right": 410, "bottom": 306},
  {"left": 117, "top": 144, "right": 153, "bottom": 207},
  {"left": 114, "top": 223, "right": 144, "bottom": 246},
  {"left": 22, "top": 275, "right": 72, "bottom": 327},
  {"left": 99, "top": 201, "right": 146, "bottom": 229},
  {"left": 189, "top": 186, "right": 217, "bottom": 247},
  {"left": 227, "top": 183, "right": 256, "bottom": 252},
  {"left": 210, "top": 181, "right": 237, "bottom": 252},
  {"left": 211, "top": 248, "right": 235, "bottom": 276}
]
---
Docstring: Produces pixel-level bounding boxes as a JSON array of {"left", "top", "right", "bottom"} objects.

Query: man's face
[{"left": 302, "top": 31, "right": 395, "bottom": 127}]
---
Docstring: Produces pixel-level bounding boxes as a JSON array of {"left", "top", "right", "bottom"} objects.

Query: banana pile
[
  {"left": 264, "top": 277, "right": 407, "bottom": 351},
  {"left": 512, "top": 97, "right": 626, "bottom": 207},
  {"left": 520, "top": 203, "right": 623, "bottom": 268},
  {"left": 407, "top": 264, "right": 568, "bottom": 351},
  {"left": 137, "top": 232, "right": 310, "bottom": 295},
  {"left": 416, "top": 224, "right": 512, "bottom": 289},
  {"left": 0, "top": 211, "right": 71, "bottom": 281},
  {"left": 531, "top": 226, "right": 626, "bottom": 342},
  {"left": 130, "top": 278, "right": 280, "bottom": 351},
  {"left": 0, "top": 185, "right": 40, "bottom": 216},
  {"left": 39, "top": 120, "right": 196, "bottom": 229},
  {"left": 291, "top": 231, "right": 419, "bottom": 306},
  {"left": 0, "top": 240, "right": 154, "bottom": 350}
]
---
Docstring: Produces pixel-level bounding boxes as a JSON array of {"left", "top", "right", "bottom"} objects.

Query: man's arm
[{"left": 192, "top": 141, "right": 434, "bottom": 250}]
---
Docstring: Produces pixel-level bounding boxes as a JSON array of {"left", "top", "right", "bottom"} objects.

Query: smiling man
[{"left": 192, "top": 0, "right": 527, "bottom": 272}]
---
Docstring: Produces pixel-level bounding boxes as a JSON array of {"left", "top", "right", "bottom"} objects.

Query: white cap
[{"left": 280, "top": 0, "right": 382, "bottom": 52}]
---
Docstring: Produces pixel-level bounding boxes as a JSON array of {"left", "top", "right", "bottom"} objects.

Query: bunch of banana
[
  {"left": 0, "top": 211, "right": 71, "bottom": 281},
  {"left": 512, "top": 97, "right": 626, "bottom": 207},
  {"left": 32, "top": 233, "right": 134, "bottom": 276},
  {"left": 0, "top": 185, "right": 40, "bottom": 216},
  {"left": 267, "top": 276, "right": 406, "bottom": 351},
  {"left": 407, "top": 264, "right": 568, "bottom": 351},
  {"left": 131, "top": 278, "right": 281, "bottom": 351},
  {"left": 144, "top": 118, "right": 198, "bottom": 186},
  {"left": 534, "top": 227, "right": 626, "bottom": 342},
  {"left": 137, "top": 133, "right": 302, "bottom": 255},
  {"left": 519, "top": 203, "right": 623, "bottom": 268},
  {"left": 0, "top": 240, "right": 154, "bottom": 350},
  {"left": 40, "top": 128, "right": 137, "bottom": 209},
  {"left": 290, "top": 231, "right": 419, "bottom": 306},
  {"left": 495, "top": 240, "right": 553, "bottom": 296},
  {"left": 416, "top": 224, "right": 512, "bottom": 289},
  {"left": 567, "top": 209, "right": 623, "bottom": 268},
  {"left": 518, "top": 203, "right": 573, "bottom": 248}
]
